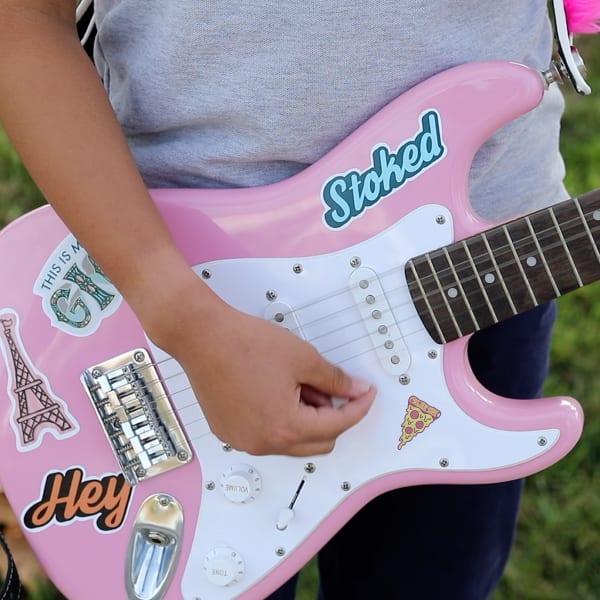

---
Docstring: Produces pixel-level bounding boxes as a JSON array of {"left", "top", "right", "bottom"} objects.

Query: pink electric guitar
[{"left": 0, "top": 60, "right": 597, "bottom": 599}]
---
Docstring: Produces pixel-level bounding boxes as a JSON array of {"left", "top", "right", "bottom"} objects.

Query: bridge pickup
[
  {"left": 82, "top": 348, "right": 192, "bottom": 485},
  {"left": 349, "top": 267, "right": 410, "bottom": 375}
]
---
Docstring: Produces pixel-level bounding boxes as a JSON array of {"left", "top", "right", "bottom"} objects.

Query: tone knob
[
  {"left": 203, "top": 547, "right": 245, "bottom": 587},
  {"left": 220, "top": 464, "right": 262, "bottom": 503}
]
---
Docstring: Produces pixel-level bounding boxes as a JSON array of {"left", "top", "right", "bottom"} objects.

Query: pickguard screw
[
  {"left": 158, "top": 495, "right": 170, "bottom": 507},
  {"left": 436, "top": 215, "right": 446, "bottom": 225},
  {"left": 136, "top": 467, "right": 146, "bottom": 478},
  {"left": 134, "top": 351, "right": 145, "bottom": 363},
  {"left": 305, "top": 462, "right": 316, "bottom": 474},
  {"left": 206, "top": 481, "right": 216, "bottom": 491},
  {"left": 293, "top": 264, "right": 303, "bottom": 274},
  {"left": 439, "top": 458, "right": 450, "bottom": 468},
  {"left": 201, "top": 269, "right": 212, "bottom": 279},
  {"left": 92, "top": 368, "right": 102, "bottom": 378},
  {"left": 537, "top": 437, "right": 548, "bottom": 447},
  {"left": 399, "top": 374, "right": 410, "bottom": 385},
  {"left": 350, "top": 256, "right": 362, "bottom": 268},
  {"left": 177, "top": 450, "right": 189, "bottom": 462},
  {"left": 428, "top": 350, "right": 438, "bottom": 359},
  {"left": 341, "top": 481, "right": 351, "bottom": 492},
  {"left": 276, "top": 547, "right": 286, "bottom": 557},
  {"left": 223, "top": 443, "right": 233, "bottom": 452},
  {"left": 266, "top": 290, "right": 278, "bottom": 301}
]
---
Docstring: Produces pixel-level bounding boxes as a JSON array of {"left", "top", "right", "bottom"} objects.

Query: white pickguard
[{"left": 147, "top": 204, "right": 559, "bottom": 599}]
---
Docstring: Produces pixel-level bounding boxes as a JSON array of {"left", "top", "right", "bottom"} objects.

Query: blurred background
[{"left": 1, "top": 35, "right": 600, "bottom": 600}]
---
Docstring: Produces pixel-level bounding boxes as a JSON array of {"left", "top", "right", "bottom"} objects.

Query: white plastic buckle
[{"left": 551, "top": 0, "right": 592, "bottom": 95}]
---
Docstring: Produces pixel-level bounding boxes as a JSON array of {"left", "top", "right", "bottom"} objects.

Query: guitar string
[
  {"left": 412, "top": 208, "right": 600, "bottom": 332},
  {"left": 108, "top": 204, "right": 600, "bottom": 446},
  {"left": 105, "top": 206, "right": 600, "bottom": 446},
  {"left": 136, "top": 202, "right": 600, "bottom": 382},
  {"left": 123, "top": 203, "right": 600, "bottom": 396}
]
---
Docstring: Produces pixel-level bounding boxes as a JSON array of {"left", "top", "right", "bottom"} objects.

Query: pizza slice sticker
[{"left": 397, "top": 395, "right": 441, "bottom": 450}]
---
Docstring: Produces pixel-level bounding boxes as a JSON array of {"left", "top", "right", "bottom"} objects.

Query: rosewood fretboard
[{"left": 405, "top": 188, "right": 600, "bottom": 344}]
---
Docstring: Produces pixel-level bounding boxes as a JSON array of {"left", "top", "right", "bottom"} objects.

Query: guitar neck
[{"left": 406, "top": 188, "right": 600, "bottom": 344}]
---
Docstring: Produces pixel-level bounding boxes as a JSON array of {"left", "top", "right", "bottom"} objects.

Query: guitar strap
[{"left": 0, "top": 531, "right": 21, "bottom": 600}]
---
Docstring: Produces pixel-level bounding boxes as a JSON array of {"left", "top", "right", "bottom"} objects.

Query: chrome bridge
[{"left": 82, "top": 348, "right": 192, "bottom": 485}]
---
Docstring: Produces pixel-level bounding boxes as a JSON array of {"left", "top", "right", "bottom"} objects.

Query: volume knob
[
  {"left": 203, "top": 547, "right": 245, "bottom": 587},
  {"left": 220, "top": 464, "right": 262, "bottom": 504}
]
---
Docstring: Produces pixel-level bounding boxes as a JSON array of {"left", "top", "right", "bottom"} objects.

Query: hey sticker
[{"left": 22, "top": 467, "right": 132, "bottom": 533}]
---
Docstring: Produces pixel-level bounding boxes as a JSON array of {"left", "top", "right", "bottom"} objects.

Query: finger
[
  {"left": 300, "top": 384, "right": 334, "bottom": 408},
  {"left": 302, "top": 352, "right": 373, "bottom": 401}
]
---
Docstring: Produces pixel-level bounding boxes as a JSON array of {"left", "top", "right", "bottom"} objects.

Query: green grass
[{"left": 2, "top": 37, "right": 600, "bottom": 600}]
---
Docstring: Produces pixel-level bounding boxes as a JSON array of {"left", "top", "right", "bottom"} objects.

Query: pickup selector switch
[{"left": 220, "top": 464, "right": 263, "bottom": 504}]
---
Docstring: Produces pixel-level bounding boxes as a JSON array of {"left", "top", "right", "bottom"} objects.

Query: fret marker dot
[
  {"left": 593, "top": 210, "right": 600, "bottom": 221},
  {"left": 484, "top": 273, "right": 495, "bottom": 284},
  {"left": 447, "top": 287, "right": 458, "bottom": 299},
  {"left": 526, "top": 256, "right": 537, "bottom": 268}
]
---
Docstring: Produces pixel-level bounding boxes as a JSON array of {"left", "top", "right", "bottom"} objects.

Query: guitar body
[{"left": 0, "top": 62, "right": 584, "bottom": 599}]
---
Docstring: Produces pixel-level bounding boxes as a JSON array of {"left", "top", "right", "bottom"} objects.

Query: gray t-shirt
[{"left": 93, "top": 1, "right": 568, "bottom": 220}]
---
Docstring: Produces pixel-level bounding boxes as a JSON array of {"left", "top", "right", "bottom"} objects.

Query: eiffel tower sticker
[{"left": 0, "top": 309, "right": 79, "bottom": 451}]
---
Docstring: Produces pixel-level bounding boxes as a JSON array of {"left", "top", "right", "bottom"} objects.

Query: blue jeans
[{"left": 267, "top": 302, "right": 557, "bottom": 600}]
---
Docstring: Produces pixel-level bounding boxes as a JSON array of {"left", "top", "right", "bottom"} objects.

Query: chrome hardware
[
  {"left": 545, "top": 0, "right": 592, "bottom": 95},
  {"left": 349, "top": 267, "right": 410, "bottom": 375},
  {"left": 350, "top": 256, "right": 362, "bottom": 268},
  {"left": 126, "top": 494, "right": 184, "bottom": 600},
  {"left": 82, "top": 348, "right": 192, "bottom": 485}
]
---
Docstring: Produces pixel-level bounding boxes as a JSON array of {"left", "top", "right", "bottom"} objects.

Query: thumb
[{"left": 307, "top": 354, "right": 374, "bottom": 400}]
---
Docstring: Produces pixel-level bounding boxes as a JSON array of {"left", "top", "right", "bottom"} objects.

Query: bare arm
[{"left": 0, "top": 0, "right": 375, "bottom": 456}]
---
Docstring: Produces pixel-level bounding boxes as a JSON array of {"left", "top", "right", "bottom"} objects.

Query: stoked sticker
[
  {"left": 34, "top": 235, "right": 121, "bottom": 336},
  {"left": 321, "top": 109, "right": 446, "bottom": 229}
]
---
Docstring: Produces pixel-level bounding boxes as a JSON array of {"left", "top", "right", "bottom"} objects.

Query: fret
[
  {"left": 405, "top": 259, "right": 447, "bottom": 344},
  {"left": 501, "top": 213, "right": 560, "bottom": 305},
  {"left": 527, "top": 205, "right": 581, "bottom": 295},
  {"left": 424, "top": 253, "right": 464, "bottom": 339},
  {"left": 480, "top": 227, "right": 536, "bottom": 313},
  {"left": 438, "top": 243, "right": 494, "bottom": 331},
  {"left": 524, "top": 216, "right": 561, "bottom": 298},
  {"left": 502, "top": 225, "right": 539, "bottom": 306},
  {"left": 461, "top": 241, "right": 499, "bottom": 325},
  {"left": 552, "top": 198, "right": 600, "bottom": 288},
  {"left": 404, "top": 255, "right": 459, "bottom": 344},
  {"left": 465, "top": 234, "right": 516, "bottom": 323},
  {"left": 576, "top": 190, "right": 600, "bottom": 266},
  {"left": 573, "top": 197, "right": 600, "bottom": 267},
  {"left": 548, "top": 205, "right": 583, "bottom": 287},
  {"left": 429, "top": 247, "right": 478, "bottom": 333}
]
